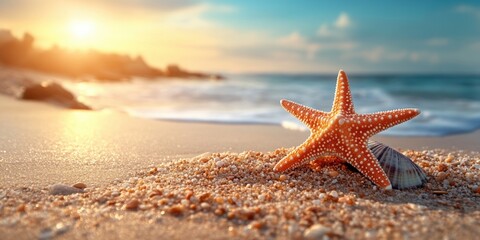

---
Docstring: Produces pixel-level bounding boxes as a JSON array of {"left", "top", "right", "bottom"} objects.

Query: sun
[{"left": 69, "top": 20, "right": 95, "bottom": 39}]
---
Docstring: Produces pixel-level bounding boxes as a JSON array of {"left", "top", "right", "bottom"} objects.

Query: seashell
[{"left": 368, "top": 141, "right": 427, "bottom": 189}]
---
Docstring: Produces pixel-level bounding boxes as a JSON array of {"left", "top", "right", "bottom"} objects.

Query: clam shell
[{"left": 368, "top": 141, "right": 427, "bottom": 189}]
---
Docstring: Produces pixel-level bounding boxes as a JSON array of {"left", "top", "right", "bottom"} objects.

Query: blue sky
[{"left": 1, "top": 0, "right": 480, "bottom": 73}]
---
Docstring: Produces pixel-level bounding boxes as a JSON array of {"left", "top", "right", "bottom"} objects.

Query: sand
[{"left": 1, "top": 95, "right": 479, "bottom": 239}]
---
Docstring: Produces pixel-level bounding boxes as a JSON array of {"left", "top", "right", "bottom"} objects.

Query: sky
[{"left": 1, "top": 0, "right": 479, "bottom": 73}]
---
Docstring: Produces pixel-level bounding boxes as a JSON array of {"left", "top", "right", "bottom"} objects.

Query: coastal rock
[
  {"left": 49, "top": 184, "right": 84, "bottom": 195},
  {"left": 21, "top": 82, "right": 91, "bottom": 110},
  {"left": 0, "top": 30, "right": 223, "bottom": 81}
]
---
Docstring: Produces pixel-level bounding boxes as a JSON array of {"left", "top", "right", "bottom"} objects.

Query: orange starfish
[{"left": 273, "top": 70, "right": 420, "bottom": 189}]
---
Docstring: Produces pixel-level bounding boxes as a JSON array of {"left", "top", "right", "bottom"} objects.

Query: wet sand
[{"left": 0, "top": 95, "right": 479, "bottom": 239}]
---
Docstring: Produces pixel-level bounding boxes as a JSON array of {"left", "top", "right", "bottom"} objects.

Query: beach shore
[{"left": 1, "top": 95, "right": 479, "bottom": 239}]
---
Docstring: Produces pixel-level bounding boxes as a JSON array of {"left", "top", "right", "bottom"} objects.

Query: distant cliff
[{"left": 0, "top": 29, "right": 223, "bottom": 81}]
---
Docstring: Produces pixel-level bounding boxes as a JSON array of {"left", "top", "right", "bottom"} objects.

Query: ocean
[{"left": 62, "top": 73, "right": 480, "bottom": 137}]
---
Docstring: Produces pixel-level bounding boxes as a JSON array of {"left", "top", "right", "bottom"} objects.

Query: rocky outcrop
[
  {"left": 165, "top": 65, "right": 224, "bottom": 80},
  {"left": 21, "top": 82, "right": 91, "bottom": 110},
  {"left": 0, "top": 29, "right": 224, "bottom": 81}
]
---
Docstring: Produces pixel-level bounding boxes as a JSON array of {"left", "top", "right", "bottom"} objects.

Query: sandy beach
[{"left": 1, "top": 95, "right": 479, "bottom": 239}]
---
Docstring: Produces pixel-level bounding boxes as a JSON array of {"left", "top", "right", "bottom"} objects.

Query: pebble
[
  {"left": 38, "top": 228, "right": 54, "bottom": 240},
  {"left": 319, "top": 193, "right": 326, "bottom": 200},
  {"left": 445, "top": 154, "right": 454, "bottom": 163},
  {"left": 216, "top": 160, "right": 225, "bottom": 167},
  {"left": 436, "top": 172, "right": 447, "bottom": 181},
  {"left": 304, "top": 224, "right": 331, "bottom": 239},
  {"left": 72, "top": 182, "right": 87, "bottom": 189},
  {"left": 167, "top": 204, "right": 185, "bottom": 216},
  {"left": 49, "top": 184, "right": 84, "bottom": 195},
  {"left": 200, "top": 202, "right": 211, "bottom": 210},
  {"left": 181, "top": 199, "right": 190, "bottom": 206},
  {"left": 125, "top": 199, "right": 140, "bottom": 210},
  {"left": 329, "top": 190, "right": 339, "bottom": 198},
  {"left": 54, "top": 222, "right": 70, "bottom": 235},
  {"left": 16, "top": 203, "right": 26, "bottom": 212},
  {"left": 328, "top": 170, "right": 339, "bottom": 178},
  {"left": 437, "top": 163, "right": 448, "bottom": 172}
]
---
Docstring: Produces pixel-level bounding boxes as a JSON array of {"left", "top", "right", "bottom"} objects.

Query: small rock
[
  {"left": 181, "top": 199, "right": 190, "bottom": 206},
  {"left": 437, "top": 163, "right": 448, "bottom": 172},
  {"left": 216, "top": 160, "right": 225, "bottom": 167},
  {"left": 436, "top": 172, "right": 447, "bottom": 181},
  {"left": 72, "top": 182, "right": 87, "bottom": 189},
  {"left": 200, "top": 202, "right": 211, "bottom": 210},
  {"left": 328, "top": 170, "right": 339, "bottom": 178},
  {"left": 338, "top": 195, "right": 356, "bottom": 205},
  {"left": 49, "top": 184, "right": 83, "bottom": 195},
  {"left": 167, "top": 204, "right": 185, "bottom": 216},
  {"left": 54, "top": 222, "right": 70, "bottom": 235},
  {"left": 279, "top": 174, "right": 288, "bottom": 181},
  {"left": 16, "top": 204, "right": 26, "bottom": 213},
  {"left": 304, "top": 224, "right": 331, "bottom": 239},
  {"left": 38, "top": 228, "right": 54, "bottom": 240},
  {"left": 445, "top": 154, "right": 454, "bottom": 163},
  {"left": 329, "top": 190, "right": 339, "bottom": 198},
  {"left": 125, "top": 199, "right": 140, "bottom": 210}
]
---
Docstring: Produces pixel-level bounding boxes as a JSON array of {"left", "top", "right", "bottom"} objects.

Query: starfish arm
[
  {"left": 356, "top": 108, "right": 420, "bottom": 137},
  {"left": 344, "top": 145, "right": 392, "bottom": 189},
  {"left": 280, "top": 99, "right": 329, "bottom": 130},
  {"left": 332, "top": 69, "right": 355, "bottom": 115},
  {"left": 274, "top": 136, "right": 326, "bottom": 172}
]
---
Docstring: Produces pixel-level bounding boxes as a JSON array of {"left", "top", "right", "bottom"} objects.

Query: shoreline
[{"left": 0, "top": 94, "right": 479, "bottom": 189}]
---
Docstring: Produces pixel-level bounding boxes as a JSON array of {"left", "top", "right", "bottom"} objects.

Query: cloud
[
  {"left": 317, "top": 12, "right": 351, "bottom": 37},
  {"left": 341, "top": 46, "right": 439, "bottom": 65},
  {"left": 335, "top": 12, "right": 351, "bottom": 28},
  {"left": 278, "top": 32, "right": 307, "bottom": 47},
  {"left": 164, "top": 4, "right": 234, "bottom": 28},
  {"left": 277, "top": 32, "right": 320, "bottom": 59},
  {"left": 456, "top": 4, "right": 480, "bottom": 18},
  {"left": 317, "top": 24, "right": 332, "bottom": 37},
  {"left": 426, "top": 38, "right": 449, "bottom": 46}
]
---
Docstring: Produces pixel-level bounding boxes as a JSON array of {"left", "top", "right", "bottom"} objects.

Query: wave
[{"left": 59, "top": 74, "right": 480, "bottom": 137}]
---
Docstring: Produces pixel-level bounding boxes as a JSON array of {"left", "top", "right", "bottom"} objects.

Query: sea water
[{"left": 64, "top": 74, "right": 480, "bottom": 137}]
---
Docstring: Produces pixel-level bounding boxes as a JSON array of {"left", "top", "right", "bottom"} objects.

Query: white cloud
[
  {"left": 317, "top": 12, "right": 351, "bottom": 37},
  {"left": 335, "top": 12, "right": 351, "bottom": 28},
  {"left": 456, "top": 4, "right": 480, "bottom": 18},
  {"left": 317, "top": 24, "right": 332, "bottom": 37},
  {"left": 278, "top": 32, "right": 305, "bottom": 47},
  {"left": 341, "top": 46, "right": 439, "bottom": 65},
  {"left": 362, "top": 47, "right": 385, "bottom": 62},
  {"left": 426, "top": 38, "right": 449, "bottom": 46},
  {"left": 278, "top": 32, "right": 320, "bottom": 59},
  {"left": 469, "top": 41, "right": 480, "bottom": 50}
]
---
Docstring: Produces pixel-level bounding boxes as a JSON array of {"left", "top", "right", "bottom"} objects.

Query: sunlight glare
[{"left": 69, "top": 20, "right": 95, "bottom": 39}]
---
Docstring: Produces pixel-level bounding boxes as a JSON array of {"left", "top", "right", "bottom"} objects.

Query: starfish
[{"left": 273, "top": 70, "right": 420, "bottom": 189}]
